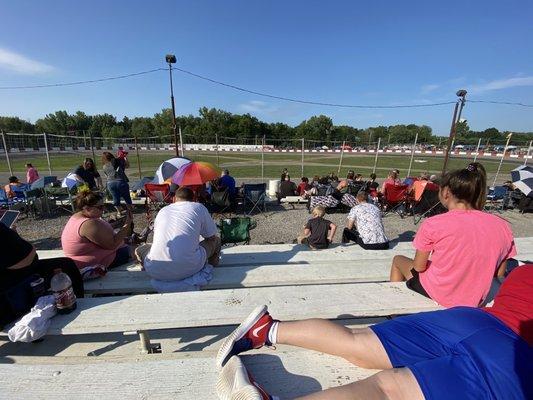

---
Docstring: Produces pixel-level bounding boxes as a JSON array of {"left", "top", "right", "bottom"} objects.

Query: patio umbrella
[
  {"left": 152, "top": 157, "right": 191, "bottom": 184},
  {"left": 172, "top": 161, "right": 221, "bottom": 186},
  {"left": 61, "top": 173, "right": 82, "bottom": 190},
  {"left": 511, "top": 165, "right": 533, "bottom": 197}
]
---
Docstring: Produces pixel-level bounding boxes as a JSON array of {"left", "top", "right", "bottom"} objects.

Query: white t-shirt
[
  {"left": 347, "top": 202, "right": 388, "bottom": 244},
  {"left": 144, "top": 201, "right": 218, "bottom": 281}
]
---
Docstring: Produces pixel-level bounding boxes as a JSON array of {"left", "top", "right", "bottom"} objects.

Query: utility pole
[
  {"left": 442, "top": 90, "right": 467, "bottom": 174},
  {"left": 165, "top": 54, "right": 181, "bottom": 157}
]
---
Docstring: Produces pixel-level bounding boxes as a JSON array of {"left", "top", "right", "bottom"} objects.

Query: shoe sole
[
  {"left": 216, "top": 356, "right": 263, "bottom": 400},
  {"left": 216, "top": 305, "right": 268, "bottom": 369}
]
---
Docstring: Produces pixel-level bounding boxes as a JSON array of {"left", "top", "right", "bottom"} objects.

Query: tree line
[{"left": 1, "top": 108, "right": 531, "bottom": 145}]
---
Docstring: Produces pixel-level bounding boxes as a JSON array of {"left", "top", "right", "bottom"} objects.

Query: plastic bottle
[{"left": 50, "top": 268, "right": 77, "bottom": 314}]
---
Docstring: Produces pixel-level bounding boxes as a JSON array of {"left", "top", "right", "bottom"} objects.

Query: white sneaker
[{"left": 216, "top": 356, "right": 272, "bottom": 400}]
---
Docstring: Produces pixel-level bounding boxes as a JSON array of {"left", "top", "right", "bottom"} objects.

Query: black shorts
[{"left": 406, "top": 269, "right": 430, "bottom": 298}]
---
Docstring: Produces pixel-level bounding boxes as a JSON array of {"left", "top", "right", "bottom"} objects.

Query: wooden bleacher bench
[
  {"left": 83, "top": 262, "right": 393, "bottom": 294},
  {"left": 280, "top": 195, "right": 309, "bottom": 209},
  {"left": 0, "top": 350, "right": 379, "bottom": 399},
  {"left": 26, "top": 282, "right": 440, "bottom": 335}
]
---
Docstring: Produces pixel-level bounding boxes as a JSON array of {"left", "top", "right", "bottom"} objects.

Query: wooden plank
[
  {"left": 43, "top": 282, "right": 440, "bottom": 335},
  {"left": 281, "top": 196, "right": 308, "bottom": 203},
  {"left": 0, "top": 350, "right": 379, "bottom": 399},
  {"left": 83, "top": 262, "right": 393, "bottom": 294}
]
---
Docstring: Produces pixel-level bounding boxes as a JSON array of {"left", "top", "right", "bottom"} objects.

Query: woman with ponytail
[{"left": 390, "top": 162, "right": 516, "bottom": 307}]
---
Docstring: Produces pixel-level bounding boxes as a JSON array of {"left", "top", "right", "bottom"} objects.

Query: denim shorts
[{"left": 107, "top": 180, "right": 132, "bottom": 206}]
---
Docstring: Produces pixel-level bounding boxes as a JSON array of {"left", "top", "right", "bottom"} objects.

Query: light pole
[
  {"left": 442, "top": 89, "right": 467, "bottom": 174},
  {"left": 165, "top": 54, "right": 181, "bottom": 157}
]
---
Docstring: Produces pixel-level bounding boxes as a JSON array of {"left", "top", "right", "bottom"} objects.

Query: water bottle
[{"left": 50, "top": 268, "right": 77, "bottom": 314}]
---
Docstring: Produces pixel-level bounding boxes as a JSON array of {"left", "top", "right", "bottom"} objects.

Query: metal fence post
[
  {"left": 372, "top": 137, "right": 381, "bottom": 174},
  {"left": 301, "top": 138, "right": 304, "bottom": 177},
  {"left": 407, "top": 132, "right": 419, "bottom": 177},
  {"left": 524, "top": 140, "right": 532, "bottom": 166},
  {"left": 215, "top": 133, "right": 220, "bottom": 166},
  {"left": 43, "top": 132, "right": 52, "bottom": 175},
  {"left": 473, "top": 138, "right": 482, "bottom": 163},
  {"left": 1, "top": 131, "right": 13, "bottom": 176},
  {"left": 492, "top": 133, "right": 512, "bottom": 187},
  {"left": 337, "top": 140, "right": 346, "bottom": 175},
  {"left": 261, "top": 135, "right": 265, "bottom": 182}
]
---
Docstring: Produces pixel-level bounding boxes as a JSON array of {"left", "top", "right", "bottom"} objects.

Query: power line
[
  {"left": 0, "top": 68, "right": 166, "bottom": 89},
  {"left": 1, "top": 65, "right": 532, "bottom": 109},
  {"left": 172, "top": 67, "right": 457, "bottom": 109},
  {"left": 467, "top": 99, "right": 533, "bottom": 108}
]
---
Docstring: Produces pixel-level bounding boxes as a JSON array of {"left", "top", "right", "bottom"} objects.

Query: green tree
[
  {"left": 89, "top": 114, "right": 117, "bottom": 137},
  {"left": 131, "top": 117, "right": 154, "bottom": 138},
  {"left": 0, "top": 116, "right": 34, "bottom": 133}
]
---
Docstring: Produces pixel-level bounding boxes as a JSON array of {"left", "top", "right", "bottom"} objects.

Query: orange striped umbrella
[{"left": 171, "top": 161, "right": 221, "bottom": 186}]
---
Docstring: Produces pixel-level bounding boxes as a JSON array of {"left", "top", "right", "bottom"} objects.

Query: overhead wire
[{"left": 0, "top": 65, "right": 532, "bottom": 109}]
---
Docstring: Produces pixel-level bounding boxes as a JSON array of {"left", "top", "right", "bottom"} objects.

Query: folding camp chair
[
  {"left": 412, "top": 183, "right": 446, "bottom": 224},
  {"left": 485, "top": 186, "right": 509, "bottom": 213},
  {"left": 242, "top": 183, "right": 267, "bottom": 215},
  {"left": 209, "top": 187, "right": 233, "bottom": 217},
  {"left": 144, "top": 183, "right": 173, "bottom": 213},
  {"left": 382, "top": 184, "right": 409, "bottom": 217},
  {"left": 218, "top": 217, "right": 256, "bottom": 246}
]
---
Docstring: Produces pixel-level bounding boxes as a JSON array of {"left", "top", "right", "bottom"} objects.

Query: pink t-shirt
[
  {"left": 61, "top": 215, "right": 119, "bottom": 269},
  {"left": 413, "top": 209, "right": 516, "bottom": 307},
  {"left": 26, "top": 167, "right": 39, "bottom": 184}
]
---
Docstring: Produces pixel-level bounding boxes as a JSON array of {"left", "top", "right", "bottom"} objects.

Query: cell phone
[{"left": 0, "top": 210, "right": 20, "bottom": 228}]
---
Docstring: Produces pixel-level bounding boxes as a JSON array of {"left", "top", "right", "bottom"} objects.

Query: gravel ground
[{"left": 14, "top": 200, "right": 533, "bottom": 250}]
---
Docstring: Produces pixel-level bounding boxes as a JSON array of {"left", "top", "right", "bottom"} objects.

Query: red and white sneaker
[
  {"left": 216, "top": 355, "right": 273, "bottom": 400},
  {"left": 216, "top": 305, "right": 274, "bottom": 369}
]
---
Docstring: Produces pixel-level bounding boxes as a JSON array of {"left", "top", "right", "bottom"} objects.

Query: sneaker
[
  {"left": 216, "top": 305, "right": 273, "bottom": 369},
  {"left": 216, "top": 356, "right": 272, "bottom": 400}
]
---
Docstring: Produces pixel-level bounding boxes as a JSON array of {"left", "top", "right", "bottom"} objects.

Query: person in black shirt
[
  {"left": 297, "top": 205, "right": 337, "bottom": 249},
  {"left": 277, "top": 175, "right": 297, "bottom": 203},
  {"left": 74, "top": 158, "right": 102, "bottom": 190},
  {"left": 0, "top": 224, "right": 83, "bottom": 327}
]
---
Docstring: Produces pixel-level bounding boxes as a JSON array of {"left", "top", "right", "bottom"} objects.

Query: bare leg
[
  {"left": 390, "top": 255, "right": 414, "bottom": 282},
  {"left": 295, "top": 368, "right": 424, "bottom": 400},
  {"left": 277, "top": 320, "right": 392, "bottom": 370}
]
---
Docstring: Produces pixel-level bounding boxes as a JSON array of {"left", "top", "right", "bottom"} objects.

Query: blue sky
[{"left": 1, "top": 0, "right": 532, "bottom": 135}]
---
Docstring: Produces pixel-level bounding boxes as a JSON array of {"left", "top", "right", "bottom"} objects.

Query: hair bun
[{"left": 466, "top": 163, "right": 477, "bottom": 172}]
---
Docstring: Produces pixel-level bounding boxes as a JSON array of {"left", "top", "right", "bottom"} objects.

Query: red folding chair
[
  {"left": 382, "top": 183, "right": 409, "bottom": 217},
  {"left": 144, "top": 183, "right": 173, "bottom": 213}
]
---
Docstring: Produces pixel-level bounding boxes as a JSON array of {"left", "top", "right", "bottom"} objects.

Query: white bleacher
[
  {"left": 44, "top": 282, "right": 440, "bottom": 336},
  {"left": 0, "top": 350, "right": 379, "bottom": 399}
]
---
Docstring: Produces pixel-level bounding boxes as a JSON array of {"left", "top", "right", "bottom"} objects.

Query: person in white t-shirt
[
  {"left": 342, "top": 190, "right": 389, "bottom": 250},
  {"left": 136, "top": 187, "right": 221, "bottom": 289}
]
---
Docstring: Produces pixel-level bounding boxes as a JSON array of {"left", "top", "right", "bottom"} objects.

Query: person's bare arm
[
  {"left": 80, "top": 216, "right": 131, "bottom": 250},
  {"left": 328, "top": 223, "right": 337, "bottom": 243},
  {"left": 96, "top": 176, "right": 103, "bottom": 189},
  {"left": 496, "top": 259, "right": 507, "bottom": 278},
  {"left": 412, "top": 250, "right": 431, "bottom": 272},
  {"left": 303, "top": 228, "right": 311, "bottom": 237},
  {"left": 346, "top": 219, "right": 355, "bottom": 230}
]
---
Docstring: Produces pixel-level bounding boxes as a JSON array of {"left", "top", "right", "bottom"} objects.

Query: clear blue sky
[{"left": 1, "top": 0, "right": 532, "bottom": 135}]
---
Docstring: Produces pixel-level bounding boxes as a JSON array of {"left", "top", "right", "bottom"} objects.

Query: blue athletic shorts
[{"left": 370, "top": 307, "right": 533, "bottom": 400}]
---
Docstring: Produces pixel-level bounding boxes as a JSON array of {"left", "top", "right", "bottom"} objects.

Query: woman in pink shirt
[
  {"left": 25, "top": 163, "right": 39, "bottom": 185},
  {"left": 390, "top": 162, "right": 516, "bottom": 307},
  {"left": 61, "top": 189, "right": 132, "bottom": 270}
]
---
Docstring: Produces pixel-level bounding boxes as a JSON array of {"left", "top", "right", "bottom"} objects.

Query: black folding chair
[
  {"left": 243, "top": 183, "right": 267, "bottom": 215},
  {"left": 412, "top": 186, "right": 446, "bottom": 224}
]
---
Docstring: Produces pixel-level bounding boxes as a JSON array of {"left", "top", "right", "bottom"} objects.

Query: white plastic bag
[{"left": 8, "top": 295, "right": 57, "bottom": 343}]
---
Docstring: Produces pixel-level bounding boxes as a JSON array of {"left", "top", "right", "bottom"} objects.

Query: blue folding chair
[{"left": 486, "top": 186, "right": 509, "bottom": 213}]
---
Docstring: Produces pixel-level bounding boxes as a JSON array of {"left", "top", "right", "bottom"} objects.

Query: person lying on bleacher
[
  {"left": 297, "top": 206, "right": 337, "bottom": 249},
  {"left": 390, "top": 162, "right": 516, "bottom": 307},
  {"left": 61, "top": 189, "right": 132, "bottom": 270},
  {"left": 342, "top": 190, "right": 389, "bottom": 250},
  {"left": 0, "top": 223, "right": 83, "bottom": 328},
  {"left": 135, "top": 187, "right": 221, "bottom": 292},
  {"left": 215, "top": 264, "right": 533, "bottom": 400}
]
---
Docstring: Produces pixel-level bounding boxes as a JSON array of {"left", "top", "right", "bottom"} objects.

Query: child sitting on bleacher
[
  {"left": 297, "top": 206, "right": 337, "bottom": 249},
  {"left": 390, "top": 162, "right": 516, "bottom": 308}
]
